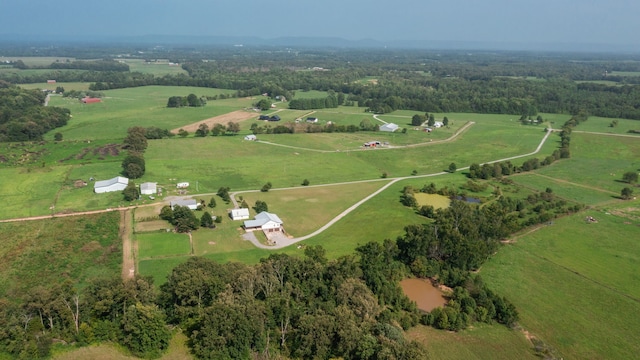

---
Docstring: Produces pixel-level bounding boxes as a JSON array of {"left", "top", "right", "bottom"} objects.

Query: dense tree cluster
[
  {"left": 288, "top": 93, "right": 340, "bottom": 110},
  {"left": 121, "top": 127, "right": 148, "bottom": 180},
  {"left": 0, "top": 85, "right": 70, "bottom": 142},
  {"left": 159, "top": 252, "right": 427, "bottom": 359},
  {"left": 159, "top": 205, "right": 200, "bottom": 232},
  {"left": 166, "top": 93, "right": 206, "bottom": 108},
  {"left": 6, "top": 48, "right": 640, "bottom": 119}
]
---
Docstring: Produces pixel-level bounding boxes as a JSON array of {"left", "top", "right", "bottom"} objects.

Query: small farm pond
[{"left": 400, "top": 278, "right": 447, "bottom": 312}]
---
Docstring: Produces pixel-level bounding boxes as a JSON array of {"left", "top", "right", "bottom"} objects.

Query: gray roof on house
[
  {"left": 94, "top": 176, "right": 128, "bottom": 189},
  {"left": 244, "top": 211, "right": 283, "bottom": 228},
  {"left": 380, "top": 123, "right": 399, "bottom": 132},
  {"left": 170, "top": 199, "right": 198, "bottom": 208}
]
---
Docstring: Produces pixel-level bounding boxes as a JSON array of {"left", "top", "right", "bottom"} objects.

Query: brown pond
[{"left": 400, "top": 278, "right": 447, "bottom": 312}]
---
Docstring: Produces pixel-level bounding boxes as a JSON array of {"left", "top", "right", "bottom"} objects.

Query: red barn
[{"left": 82, "top": 97, "right": 101, "bottom": 104}]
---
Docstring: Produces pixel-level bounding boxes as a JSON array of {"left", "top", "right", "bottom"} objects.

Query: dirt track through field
[
  {"left": 171, "top": 110, "right": 258, "bottom": 134},
  {"left": 121, "top": 209, "right": 135, "bottom": 280}
]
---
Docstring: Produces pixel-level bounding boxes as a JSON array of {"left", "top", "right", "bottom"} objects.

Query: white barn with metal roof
[{"left": 94, "top": 176, "right": 129, "bottom": 193}]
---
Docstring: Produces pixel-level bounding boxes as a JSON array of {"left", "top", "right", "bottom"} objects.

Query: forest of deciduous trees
[
  {"left": 0, "top": 83, "right": 70, "bottom": 142},
  {"left": 3, "top": 47, "right": 640, "bottom": 119}
]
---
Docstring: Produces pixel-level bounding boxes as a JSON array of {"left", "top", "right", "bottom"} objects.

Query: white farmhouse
[
  {"left": 94, "top": 176, "right": 129, "bottom": 193},
  {"left": 176, "top": 182, "right": 189, "bottom": 188},
  {"left": 243, "top": 211, "right": 283, "bottom": 233}
]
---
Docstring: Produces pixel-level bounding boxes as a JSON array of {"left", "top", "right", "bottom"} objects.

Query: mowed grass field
[
  {"left": 481, "top": 204, "right": 640, "bottom": 359},
  {"left": 45, "top": 86, "right": 250, "bottom": 141}
]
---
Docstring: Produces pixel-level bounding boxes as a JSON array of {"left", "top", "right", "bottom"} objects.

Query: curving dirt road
[{"left": 237, "top": 127, "right": 555, "bottom": 250}]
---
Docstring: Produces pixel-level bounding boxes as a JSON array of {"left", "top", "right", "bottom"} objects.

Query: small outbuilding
[
  {"left": 170, "top": 199, "right": 198, "bottom": 210},
  {"left": 244, "top": 134, "right": 257, "bottom": 141},
  {"left": 140, "top": 182, "right": 157, "bottom": 195},
  {"left": 94, "top": 176, "right": 129, "bottom": 193},
  {"left": 380, "top": 123, "right": 399, "bottom": 132},
  {"left": 230, "top": 208, "right": 250, "bottom": 220},
  {"left": 269, "top": 115, "right": 281, "bottom": 121},
  {"left": 176, "top": 182, "right": 189, "bottom": 189},
  {"left": 306, "top": 117, "right": 319, "bottom": 123}
]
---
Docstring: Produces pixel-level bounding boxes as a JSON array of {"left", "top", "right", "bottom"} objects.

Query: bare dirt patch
[
  {"left": 171, "top": 110, "right": 259, "bottom": 134},
  {"left": 135, "top": 220, "right": 171, "bottom": 233}
]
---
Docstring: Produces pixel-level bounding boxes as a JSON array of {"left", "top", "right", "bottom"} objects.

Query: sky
[{"left": 2, "top": 0, "right": 640, "bottom": 47}]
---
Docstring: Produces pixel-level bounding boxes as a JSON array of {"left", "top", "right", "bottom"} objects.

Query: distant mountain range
[{"left": 0, "top": 33, "right": 638, "bottom": 53}]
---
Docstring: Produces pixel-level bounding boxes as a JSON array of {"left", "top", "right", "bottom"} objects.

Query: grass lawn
[
  {"left": 406, "top": 324, "right": 536, "bottom": 360},
  {"left": 137, "top": 232, "right": 191, "bottom": 258},
  {"left": 51, "top": 330, "right": 193, "bottom": 360},
  {"left": 481, "top": 205, "right": 640, "bottom": 359},
  {"left": 238, "top": 181, "right": 388, "bottom": 236},
  {"left": 414, "top": 193, "right": 451, "bottom": 209}
]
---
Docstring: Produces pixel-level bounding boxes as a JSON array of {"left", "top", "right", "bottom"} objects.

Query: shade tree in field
[
  {"left": 195, "top": 123, "right": 209, "bottom": 137},
  {"left": 621, "top": 187, "right": 634, "bottom": 200},
  {"left": 622, "top": 171, "right": 638, "bottom": 184}
]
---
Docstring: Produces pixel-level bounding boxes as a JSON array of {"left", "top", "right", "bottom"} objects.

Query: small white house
[
  {"left": 244, "top": 134, "right": 257, "bottom": 141},
  {"left": 306, "top": 117, "right": 319, "bottom": 123},
  {"left": 433, "top": 121, "right": 444, "bottom": 128},
  {"left": 380, "top": 123, "right": 399, "bottom": 132},
  {"left": 94, "top": 176, "right": 129, "bottom": 193},
  {"left": 244, "top": 211, "right": 283, "bottom": 232},
  {"left": 230, "top": 208, "right": 250, "bottom": 220},
  {"left": 140, "top": 182, "right": 157, "bottom": 195},
  {"left": 170, "top": 199, "right": 198, "bottom": 210},
  {"left": 176, "top": 182, "right": 189, "bottom": 189}
]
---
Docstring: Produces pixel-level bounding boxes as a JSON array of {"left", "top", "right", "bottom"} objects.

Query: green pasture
[
  {"left": 511, "top": 172, "right": 617, "bottom": 205},
  {"left": 291, "top": 90, "right": 329, "bottom": 99},
  {"left": 540, "top": 113, "right": 640, "bottom": 135},
  {"left": 0, "top": 212, "right": 121, "bottom": 296},
  {"left": 142, "top": 116, "right": 548, "bottom": 193},
  {"left": 137, "top": 232, "right": 191, "bottom": 258},
  {"left": 609, "top": 71, "right": 640, "bottom": 77},
  {"left": 481, "top": 205, "right": 640, "bottom": 359},
  {"left": 530, "top": 133, "right": 640, "bottom": 195},
  {"left": 45, "top": 86, "right": 247, "bottom": 141},
  {"left": 19, "top": 82, "right": 92, "bottom": 92},
  {"left": 407, "top": 324, "right": 536, "bottom": 360},
  {"left": 120, "top": 59, "right": 188, "bottom": 76},
  {"left": 0, "top": 166, "right": 70, "bottom": 218},
  {"left": 0, "top": 56, "right": 76, "bottom": 66}
]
